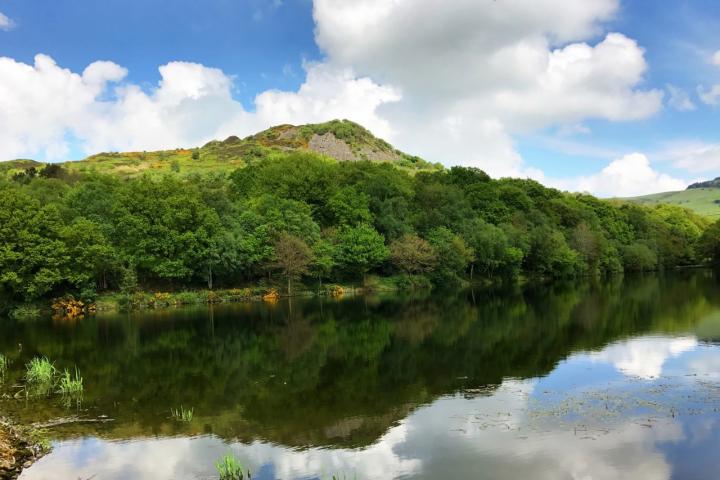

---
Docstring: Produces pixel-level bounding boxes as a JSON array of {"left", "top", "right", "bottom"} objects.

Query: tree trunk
[
  {"left": 207, "top": 265, "right": 213, "bottom": 290},
  {"left": 288, "top": 275, "right": 292, "bottom": 297}
]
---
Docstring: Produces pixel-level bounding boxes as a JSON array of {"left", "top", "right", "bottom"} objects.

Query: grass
[
  {"left": 56, "top": 367, "right": 84, "bottom": 396},
  {"left": 170, "top": 406, "right": 194, "bottom": 423},
  {"left": 25, "top": 357, "right": 55, "bottom": 385},
  {"left": 626, "top": 187, "right": 720, "bottom": 219},
  {"left": 215, "top": 454, "right": 248, "bottom": 480}
]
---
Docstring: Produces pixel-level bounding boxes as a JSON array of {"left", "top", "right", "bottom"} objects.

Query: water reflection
[{"left": 0, "top": 272, "right": 718, "bottom": 478}]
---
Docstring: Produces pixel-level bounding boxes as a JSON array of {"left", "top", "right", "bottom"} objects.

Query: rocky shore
[{"left": 0, "top": 418, "right": 49, "bottom": 480}]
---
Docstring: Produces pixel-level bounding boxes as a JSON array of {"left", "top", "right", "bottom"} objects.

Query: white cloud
[
  {"left": 0, "top": 0, "right": 666, "bottom": 183},
  {"left": 666, "top": 84, "right": 696, "bottom": 111},
  {"left": 590, "top": 336, "right": 698, "bottom": 379},
  {"left": 659, "top": 141, "right": 720, "bottom": 174},
  {"left": 311, "top": 0, "right": 662, "bottom": 175},
  {"left": 550, "top": 153, "right": 687, "bottom": 197},
  {"left": 0, "top": 55, "right": 398, "bottom": 160},
  {"left": 712, "top": 50, "right": 720, "bottom": 67},
  {"left": 0, "top": 11, "right": 14, "bottom": 31},
  {"left": 245, "top": 62, "right": 400, "bottom": 140}
]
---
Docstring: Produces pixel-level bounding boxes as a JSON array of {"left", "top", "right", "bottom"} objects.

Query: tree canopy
[{"left": 0, "top": 153, "right": 712, "bottom": 302}]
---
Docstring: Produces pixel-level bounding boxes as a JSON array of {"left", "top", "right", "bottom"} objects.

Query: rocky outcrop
[{"left": 308, "top": 132, "right": 357, "bottom": 161}]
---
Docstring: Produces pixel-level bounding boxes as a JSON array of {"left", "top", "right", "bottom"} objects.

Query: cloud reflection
[{"left": 589, "top": 336, "right": 698, "bottom": 379}]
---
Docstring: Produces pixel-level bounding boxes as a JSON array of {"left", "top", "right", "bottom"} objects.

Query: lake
[{"left": 1, "top": 272, "right": 720, "bottom": 479}]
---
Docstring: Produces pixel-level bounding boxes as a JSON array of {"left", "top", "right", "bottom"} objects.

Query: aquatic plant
[
  {"left": 25, "top": 357, "right": 55, "bottom": 385},
  {"left": 215, "top": 454, "right": 248, "bottom": 480},
  {"left": 171, "top": 405, "right": 194, "bottom": 423},
  {"left": 56, "top": 367, "right": 84, "bottom": 395},
  {"left": 0, "top": 353, "right": 8, "bottom": 377}
]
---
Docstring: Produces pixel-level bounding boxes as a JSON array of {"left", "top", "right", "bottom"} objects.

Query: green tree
[
  {"left": 0, "top": 189, "right": 67, "bottom": 300},
  {"left": 60, "top": 217, "right": 117, "bottom": 291},
  {"left": 426, "top": 227, "right": 474, "bottom": 285},
  {"left": 698, "top": 220, "right": 720, "bottom": 266},
  {"left": 335, "top": 224, "right": 388, "bottom": 284},
  {"left": 310, "top": 236, "right": 337, "bottom": 288}
]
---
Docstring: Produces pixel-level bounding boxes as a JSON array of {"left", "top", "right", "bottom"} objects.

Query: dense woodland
[{"left": 1, "top": 151, "right": 718, "bottom": 306}]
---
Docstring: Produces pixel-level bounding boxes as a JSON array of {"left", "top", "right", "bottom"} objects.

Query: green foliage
[
  {"left": 427, "top": 227, "right": 474, "bottom": 285},
  {"left": 335, "top": 224, "right": 389, "bottom": 281},
  {"left": 622, "top": 243, "right": 658, "bottom": 272},
  {"left": 0, "top": 142, "right": 712, "bottom": 305},
  {"left": 215, "top": 454, "right": 247, "bottom": 480},
  {"left": 698, "top": 220, "right": 720, "bottom": 266}
]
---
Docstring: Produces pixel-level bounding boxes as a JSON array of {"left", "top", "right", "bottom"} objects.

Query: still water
[{"left": 1, "top": 272, "right": 720, "bottom": 479}]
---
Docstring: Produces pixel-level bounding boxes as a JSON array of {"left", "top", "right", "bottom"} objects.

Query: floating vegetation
[
  {"left": 170, "top": 406, "right": 194, "bottom": 423},
  {"left": 215, "top": 454, "right": 249, "bottom": 480},
  {"left": 56, "top": 367, "right": 84, "bottom": 396}
]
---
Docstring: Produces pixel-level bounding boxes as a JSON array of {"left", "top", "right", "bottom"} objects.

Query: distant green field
[{"left": 627, "top": 188, "right": 720, "bottom": 219}]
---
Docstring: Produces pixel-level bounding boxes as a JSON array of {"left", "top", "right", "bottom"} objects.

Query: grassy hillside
[
  {"left": 626, "top": 188, "right": 720, "bottom": 220},
  {"left": 0, "top": 120, "right": 440, "bottom": 179}
]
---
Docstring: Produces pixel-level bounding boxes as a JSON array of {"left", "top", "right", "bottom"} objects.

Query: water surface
[{"left": 1, "top": 272, "right": 719, "bottom": 479}]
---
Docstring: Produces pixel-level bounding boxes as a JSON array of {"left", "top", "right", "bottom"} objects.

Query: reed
[
  {"left": 57, "top": 367, "right": 84, "bottom": 395},
  {"left": 25, "top": 357, "right": 55, "bottom": 385},
  {"left": 170, "top": 405, "right": 194, "bottom": 423},
  {"left": 215, "top": 454, "right": 248, "bottom": 480}
]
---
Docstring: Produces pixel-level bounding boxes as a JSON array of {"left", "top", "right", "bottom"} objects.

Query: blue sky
[{"left": 1, "top": 0, "right": 719, "bottom": 197}]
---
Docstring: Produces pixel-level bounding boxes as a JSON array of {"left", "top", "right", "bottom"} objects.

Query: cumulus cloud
[
  {"left": 312, "top": 0, "right": 661, "bottom": 174},
  {"left": 0, "top": 11, "right": 13, "bottom": 31},
  {"left": 550, "top": 153, "right": 687, "bottom": 197},
  {"left": 0, "top": 55, "right": 398, "bottom": 160},
  {"left": 712, "top": 50, "right": 720, "bottom": 67}
]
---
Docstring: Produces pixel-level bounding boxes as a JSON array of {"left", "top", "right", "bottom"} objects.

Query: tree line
[{"left": 0, "top": 151, "right": 715, "bottom": 304}]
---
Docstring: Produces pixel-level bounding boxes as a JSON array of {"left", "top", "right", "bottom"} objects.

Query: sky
[{"left": 1, "top": 0, "right": 720, "bottom": 197}]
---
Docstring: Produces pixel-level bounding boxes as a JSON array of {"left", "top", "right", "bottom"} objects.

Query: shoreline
[{"left": 0, "top": 417, "right": 50, "bottom": 479}]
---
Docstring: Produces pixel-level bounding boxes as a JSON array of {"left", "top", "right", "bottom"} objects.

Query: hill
[
  {"left": 625, "top": 188, "right": 720, "bottom": 220},
  {"left": 688, "top": 177, "right": 720, "bottom": 189},
  {"left": 0, "top": 120, "right": 440, "bottom": 178}
]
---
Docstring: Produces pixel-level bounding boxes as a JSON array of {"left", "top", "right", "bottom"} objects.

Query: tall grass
[
  {"left": 171, "top": 405, "right": 194, "bottom": 422},
  {"left": 56, "top": 367, "right": 84, "bottom": 395},
  {"left": 215, "top": 454, "right": 248, "bottom": 480},
  {"left": 25, "top": 357, "right": 55, "bottom": 385}
]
